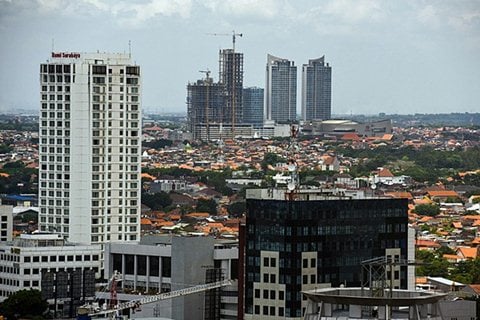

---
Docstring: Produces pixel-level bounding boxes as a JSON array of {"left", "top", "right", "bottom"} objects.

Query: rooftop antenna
[
  {"left": 286, "top": 124, "right": 299, "bottom": 200},
  {"left": 128, "top": 40, "right": 132, "bottom": 58}
]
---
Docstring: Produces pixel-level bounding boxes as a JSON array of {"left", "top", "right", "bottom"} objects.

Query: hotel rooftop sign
[{"left": 51, "top": 52, "right": 81, "bottom": 59}]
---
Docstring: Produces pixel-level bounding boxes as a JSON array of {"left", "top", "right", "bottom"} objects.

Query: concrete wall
[{"left": 171, "top": 236, "right": 214, "bottom": 320}]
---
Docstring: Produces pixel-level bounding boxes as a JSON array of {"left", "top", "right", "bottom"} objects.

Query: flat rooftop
[{"left": 246, "top": 188, "right": 385, "bottom": 201}]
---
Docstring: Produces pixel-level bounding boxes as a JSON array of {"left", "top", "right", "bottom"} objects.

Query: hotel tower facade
[{"left": 39, "top": 52, "right": 141, "bottom": 245}]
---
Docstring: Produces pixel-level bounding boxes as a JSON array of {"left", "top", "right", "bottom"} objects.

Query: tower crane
[
  {"left": 78, "top": 277, "right": 233, "bottom": 319},
  {"left": 208, "top": 30, "right": 243, "bottom": 138},
  {"left": 208, "top": 30, "right": 243, "bottom": 52},
  {"left": 199, "top": 69, "right": 211, "bottom": 141}
]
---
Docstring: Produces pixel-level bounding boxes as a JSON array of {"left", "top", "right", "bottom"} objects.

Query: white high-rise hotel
[{"left": 39, "top": 52, "right": 141, "bottom": 245}]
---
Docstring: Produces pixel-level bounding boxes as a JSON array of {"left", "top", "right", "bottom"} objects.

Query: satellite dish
[
  {"left": 287, "top": 181, "right": 296, "bottom": 191},
  {"left": 288, "top": 163, "right": 297, "bottom": 172},
  {"left": 371, "top": 183, "right": 377, "bottom": 190}
]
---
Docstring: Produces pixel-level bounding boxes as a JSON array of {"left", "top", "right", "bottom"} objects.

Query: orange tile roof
[
  {"left": 414, "top": 198, "right": 433, "bottom": 205},
  {"left": 427, "top": 190, "right": 459, "bottom": 198},
  {"left": 457, "top": 247, "right": 478, "bottom": 259},
  {"left": 341, "top": 133, "right": 361, "bottom": 141},
  {"left": 381, "top": 134, "right": 394, "bottom": 141},
  {"left": 416, "top": 277, "right": 427, "bottom": 284},
  {"left": 141, "top": 218, "right": 153, "bottom": 225},
  {"left": 377, "top": 168, "right": 394, "bottom": 177},
  {"left": 416, "top": 239, "right": 441, "bottom": 248},
  {"left": 385, "top": 191, "right": 413, "bottom": 200},
  {"left": 452, "top": 221, "right": 462, "bottom": 229},
  {"left": 186, "top": 212, "right": 210, "bottom": 218},
  {"left": 160, "top": 221, "right": 175, "bottom": 227},
  {"left": 207, "top": 222, "right": 224, "bottom": 229},
  {"left": 468, "top": 284, "right": 480, "bottom": 295},
  {"left": 419, "top": 216, "right": 433, "bottom": 222},
  {"left": 141, "top": 173, "right": 156, "bottom": 180},
  {"left": 169, "top": 214, "right": 181, "bottom": 221},
  {"left": 443, "top": 254, "right": 459, "bottom": 261},
  {"left": 463, "top": 215, "right": 480, "bottom": 221}
]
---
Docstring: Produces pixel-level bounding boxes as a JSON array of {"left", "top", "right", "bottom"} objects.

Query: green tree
[
  {"left": 415, "top": 250, "right": 450, "bottom": 277},
  {"left": 261, "top": 152, "right": 282, "bottom": 171},
  {"left": 0, "top": 144, "right": 13, "bottom": 154},
  {"left": 2, "top": 160, "right": 25, "bottom": 169},
  {"left": 143, "top": 139, "right": 173, "bottom": 149},
  {"left": 445, "top": 196, "right": 462, "bottom": 203},
  {"left": 199, "top": 171, "right": 233, "bottom": 196},
  {"left": 437, "top": 246, "right": 455, "bottom": 256},
  {"left": 0, "top": 289, "right": 48, "bottom": 319},
  {"left": 227, "top": 201, "right": 246, "bottom": 217},
  {"left": 141, "top": 192, "right": 172, "bottom": 210},
  {"left": 414, "top": 204, "right": 440, "bottom": 216},
  {"left": 196, "top": 198, "right": 217, "bottom": 215}
]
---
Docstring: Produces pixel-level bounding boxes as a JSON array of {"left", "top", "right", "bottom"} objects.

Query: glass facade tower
[
  {"left": 265, "top": 54, "right": 297, "bottom": 123},
  {"left": 242, "top": 87, "right": 264, "bottom": 125},
  {"left": 302, "top": 56, "right": 332, "bottom": 121},
  {"left": 245, "top": 191, "right": 408, "bottom": 319}
]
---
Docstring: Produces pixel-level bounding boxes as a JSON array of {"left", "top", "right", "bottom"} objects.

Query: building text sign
[{"left": 51, "top": 52, "right": 81, "bottom": 59}]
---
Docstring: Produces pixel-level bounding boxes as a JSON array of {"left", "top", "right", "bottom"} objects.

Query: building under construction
[
  {"left": 219, "top": 49, "right": 244, "bottom": 127},
  {"left": 187, "top": 77, "right": 225, "bottom": 140},
  {"left": 187, "top": 49, "right": 245, "bottom": 141}
]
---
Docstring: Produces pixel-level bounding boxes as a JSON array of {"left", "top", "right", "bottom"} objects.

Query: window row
[
  {"left": 41, "top": 85, "right": 70, "bottom": 92},
  {"left": 41, "top": 111, "right": 70, "bottom": 119},
  {"left": 0, "top": 278, "right": 19, "bottom": 286},
  {"left": 40, "top": 199, "right": 69, "bottom": 206},
  {"left": 0, "top": 254, "right": 19, "bottom": 262},
  {"left": 262, "top": 273, "right": 276, "bottom": 284},
  {"left": 41, "top": 64, "right": 72, "bottom": 74},
  {"left": 254, "top": 288, "right": 284, "bottom": 300},
  {"left": 41, "top": 103, "right": 70, "bottom": 110},
  {"left": 254, "top": 305, "right": 284, "bottom": 317},
  {"left": 41, "top": 74, "right": 72, "bottom": 83},
  {"left": 41, "top": 94, "right": 70, "bottom": 101},
  {"left": 39, "top": 208, "right": 70, "bottom": 215},
  {"left": 263, "top": 257, "right": 276, "bottom": 268},
  {"left": 93, "top": 103, "right": 139, "bottom": 111},
  {"left": 23, "top": 254, "right": 99, "bottom": 264},
  {"left": 302, "top": 258, "right": 316, "bottom": 268},
  {"left": 0, "top": 265, "right": 19, "bottom": 274}
]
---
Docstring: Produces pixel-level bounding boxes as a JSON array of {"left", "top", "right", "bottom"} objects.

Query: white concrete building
[
  {"left": 0, "top": 205, "right": 13, "bottom": 242},
  {"left": 0, "top": 233, "right": 101, "bottom": 302},
  {"left": 104, "top": 235, "right": 239, "bottom": 320},
  {"left": 39, "top": 52, "right": 141, "bottom": 245}
]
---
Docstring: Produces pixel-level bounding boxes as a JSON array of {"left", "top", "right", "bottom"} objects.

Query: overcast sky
[{"left": 0, "top": 0, "right": 479, "bottom": 115}]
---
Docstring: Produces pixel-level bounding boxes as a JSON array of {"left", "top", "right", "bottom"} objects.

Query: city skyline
[{"left": 0, "top": 0, "right": 479, "bottom": 115}]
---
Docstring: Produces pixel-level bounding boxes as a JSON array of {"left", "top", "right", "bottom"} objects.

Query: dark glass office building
[
  {"left": 244, "top": 190, "right": 408, "bottom": 319},
  {"left": 243, "top": 87, "right": 264, "bottom": 125}
]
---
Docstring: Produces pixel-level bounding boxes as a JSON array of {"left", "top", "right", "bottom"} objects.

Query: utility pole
[{"left": 208, "top": 31, "right": 243, "bottom": 138}]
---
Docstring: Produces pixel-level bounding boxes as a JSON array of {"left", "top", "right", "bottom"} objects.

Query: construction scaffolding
[
  {"left": 187, "top": 78, "right": 225, "bottom": 140},
  {"left": 219, "top": 49, "right": 244, "bottom": 133}
]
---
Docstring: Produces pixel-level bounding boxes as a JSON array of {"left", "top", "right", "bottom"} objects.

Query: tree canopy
[
  {"left": 0, "top": 289, "right": 48, "bottom": 319},
  {"left": 141, "top": 192, "right": 172, "bottom": 211},
  {"left": 414, "top": 204, "right": 440, "bottom": 216}
]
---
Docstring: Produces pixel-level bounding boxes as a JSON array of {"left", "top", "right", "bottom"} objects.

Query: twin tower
[{"left": 187, "top": 50, "right": 332, "bottom": 140}]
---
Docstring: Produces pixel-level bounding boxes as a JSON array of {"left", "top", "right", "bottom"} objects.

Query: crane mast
[
  {"left": 208, "top": 30, "right": 243, "bottom": 138},
  {"left": 199, "top": 69, "right": 211, "bottom": 141}
]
